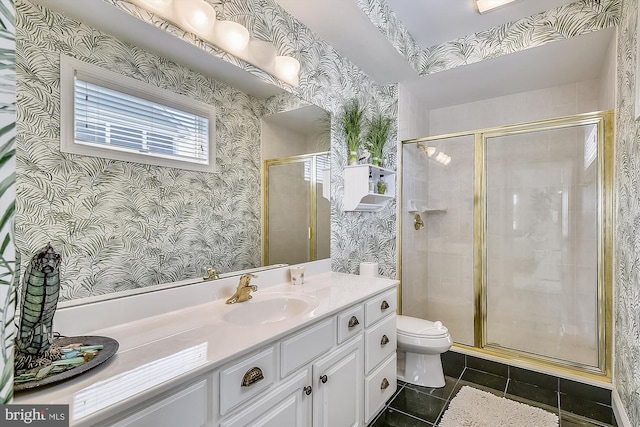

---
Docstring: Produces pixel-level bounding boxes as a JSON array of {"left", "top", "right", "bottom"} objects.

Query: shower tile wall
[{"left": 428, "top": 78, "right": 614, "bottom": 137}]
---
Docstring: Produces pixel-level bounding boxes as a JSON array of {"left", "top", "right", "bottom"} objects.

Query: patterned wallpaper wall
[
  {"left": 15, "top": 0, "right": 399, "bottom": 301},
  {"left": 0, "top": 0, "right": 14, "bottom": 404},
  {"left": 614, "top": 0, "right": 640, "bottom": 424},
  {"left": 356, "top": 0, "right": 620, "bottom": 77}
]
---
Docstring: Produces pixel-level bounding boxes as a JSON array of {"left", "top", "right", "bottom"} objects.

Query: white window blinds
[
  {"left": 74, "top": 79, "right": 209, "bottom": 164},
  {"left": 60, "top": 54, "right": 216, "bottom": 173}
]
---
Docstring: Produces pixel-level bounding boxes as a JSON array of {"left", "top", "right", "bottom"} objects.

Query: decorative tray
[{"left": 14, "top": 336, "right": 119, "bottom": 392}]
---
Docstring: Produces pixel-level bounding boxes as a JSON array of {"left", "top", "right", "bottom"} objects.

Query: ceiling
[{"left": 275, "top": 0, "right": 615, "bottom": 109}]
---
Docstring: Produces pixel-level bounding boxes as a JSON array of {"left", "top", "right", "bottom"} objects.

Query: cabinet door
[
  {"left": 220, "top": 369, "right": 311, "bottom": 427},
  {"left": 312, "top": 335, "right": 363, "bottom": 427},
  {"left": 110, "top": 380, "right": 207, "bottom": 427}
]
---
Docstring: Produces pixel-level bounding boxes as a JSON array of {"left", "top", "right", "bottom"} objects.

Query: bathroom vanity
[{"left": 14, "top": 262, "right": 398, "bottom": 427}]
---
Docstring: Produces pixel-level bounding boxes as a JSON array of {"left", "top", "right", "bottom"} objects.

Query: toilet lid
[{"left": 397, "top": 315, "right": 449, "bottom": 339}]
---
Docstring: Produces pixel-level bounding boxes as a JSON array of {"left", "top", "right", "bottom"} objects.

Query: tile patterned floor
[{"left": 369, "top": 353, "right": 617, "bottom": 427}]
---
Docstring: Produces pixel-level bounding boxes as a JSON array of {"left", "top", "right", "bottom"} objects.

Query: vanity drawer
[
  {"left": 337, "top": 303, "right": 364, "bottom": 344},
  {"left": 220, "top": 346, "right": 277, "bottom": 415},
  {"left": 365, "top": 354, "right": 397, "bottom": 424},
  {"left": 364, "top": 313, "right": 397, "bottom": 373},
  {"left": 112, "top": 380, "right": 207, "bottom": 427},
  {"left": 365, "top": 288, "right": 397, "bottom": 327},
  {"left": 281, "top": 317, "right": 335, "bottom": 378}
]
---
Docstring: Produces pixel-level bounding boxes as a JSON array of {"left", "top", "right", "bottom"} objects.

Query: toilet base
[{"left": 401, "top": 351, "right": 445, "bottom": 388}]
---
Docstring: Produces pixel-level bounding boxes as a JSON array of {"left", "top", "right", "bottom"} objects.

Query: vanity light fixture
[
  {"left": 137, "top": 0, "right": 173, "bottom": 15},
  {"left": 274, "top": 56, "right": 301, "bottom": 86},
  {"left": 475, "top": 0, "right": 519, "bottom": 14},
  {"left": 179, "top": 0, "right": 217, "bottom": 37},
  {"left": 214, "top": 20, "right": 250, "bottom": 54},
  {"left": 128, "top": 0, "right": 300, "bottom": 86}
]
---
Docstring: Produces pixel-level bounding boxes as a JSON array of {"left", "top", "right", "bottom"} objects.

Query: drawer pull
[
  {"left": 348, "top": 316, "right": 360, "bottom": 328},
  {"left": 380, "top": 334, "right": 390, "bottom": 346},
  {"left": 320, "top": 374, "right": 328, "bottom": 384},
  {"left": 381, "top": 300, "right": 390, "bottom": 310},
  {"left": 241, "top": 367, "right": 264, "bottom": 387},
  {"left": 304, "top": 385, "right": 312, "bottom": 395},
  {"left": 381, "top": 378, "right": 390, "bottom": 390}
]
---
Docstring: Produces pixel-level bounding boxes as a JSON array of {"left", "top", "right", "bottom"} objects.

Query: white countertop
[{"left": 14, "top": 271, "right": 399, "bottom": 426}]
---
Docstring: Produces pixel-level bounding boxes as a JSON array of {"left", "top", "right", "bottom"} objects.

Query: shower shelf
[
  {"left": 408, "top": 208, "right": 447, "bottom": 214},
  {"left": 344, "top": 164, "right": 396, "bottom": 211},
  {"left": 407, "top": 199, "right": 446, "bottom": 214}
]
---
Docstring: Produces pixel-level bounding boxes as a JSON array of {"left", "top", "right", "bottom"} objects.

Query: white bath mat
[{"left": 438, "top": 385, "right": 559, "bottom": 427}]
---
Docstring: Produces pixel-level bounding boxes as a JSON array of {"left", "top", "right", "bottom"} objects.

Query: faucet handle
[
  {"left": 203, "top": 268, "right": 220, "bottom": 281},
  {"left": 239, "top": 273, "right": 258, "bottom": 286}
]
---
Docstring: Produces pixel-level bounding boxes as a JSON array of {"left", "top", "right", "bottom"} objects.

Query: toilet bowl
[{"left": 396, "top": 315, "right": 452, "bottom": 388}]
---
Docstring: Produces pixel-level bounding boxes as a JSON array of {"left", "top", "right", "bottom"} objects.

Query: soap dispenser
[{"left": 377, "top": 174, "right": 387, "bottom": 194}]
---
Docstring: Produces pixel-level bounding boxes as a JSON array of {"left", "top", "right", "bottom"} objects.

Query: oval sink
[{"left": 222, "top": 293, "right": 318, "bottom": 326}]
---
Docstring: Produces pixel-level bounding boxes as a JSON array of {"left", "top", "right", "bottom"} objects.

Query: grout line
[{"left": 387, "top": 407, "right": 437, "bottom": 426}]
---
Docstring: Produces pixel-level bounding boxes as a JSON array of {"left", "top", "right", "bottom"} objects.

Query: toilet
[{"left": 396, "top": 315, "right": 452, "bottom": 388}]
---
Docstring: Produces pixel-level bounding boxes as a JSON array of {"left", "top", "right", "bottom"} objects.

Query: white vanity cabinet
[
  {"left": 109, "top": 379, "right": 210, "bottom": 427},
  {"left": 312, "top": 335, "right": 363, "bottom": 427},
  {"left": 218, "top": 288, "right": 396, "bottom": 427},
  {"left": 363, "top": 288, "right": 398, "bottom": 424}
]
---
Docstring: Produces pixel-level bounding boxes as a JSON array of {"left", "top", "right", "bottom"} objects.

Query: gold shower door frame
[
  {"left": 263, "top": 151, "right": 329, "bottom": 265},
  {"left": 399, "top": 110, "right": 614, "bottom": 380}
]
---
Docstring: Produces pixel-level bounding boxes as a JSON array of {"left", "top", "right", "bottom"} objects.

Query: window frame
[{"left": 60, "top": 54, "right": 216, "bottom": 173}]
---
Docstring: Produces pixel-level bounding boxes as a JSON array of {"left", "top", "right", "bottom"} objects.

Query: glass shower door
[{"left": 484, "top": 123, "right": 601, "bottom": 368}]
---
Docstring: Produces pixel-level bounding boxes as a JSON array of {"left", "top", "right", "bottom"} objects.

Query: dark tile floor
[{"left": 369, "top": 352, "right": 617, "bottom": 427}]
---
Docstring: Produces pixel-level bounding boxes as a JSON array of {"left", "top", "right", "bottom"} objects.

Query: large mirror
[{"left": 15, "top": 0, "right": 330, "bottom": 303}]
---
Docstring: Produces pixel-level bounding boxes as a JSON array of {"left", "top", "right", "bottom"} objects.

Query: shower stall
[
  {"left": 400, "top": 111, "right": 613, "bottom": 377},
  {"left": 263, "top": 152, "right": 331, "bottom": 265}
]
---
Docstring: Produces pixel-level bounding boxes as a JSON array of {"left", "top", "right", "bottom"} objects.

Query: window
[{"left": 60, "top": 55, "right": 215, "bottom": 172}]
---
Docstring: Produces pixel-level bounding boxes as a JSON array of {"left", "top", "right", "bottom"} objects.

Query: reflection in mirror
[
  {"left": 15, "top": 0, "right": 331, "bottom": 304},
  {"left": 262, "top": 105, "right": 331, "bottom": 266},
  {"left": 264, "top": 153, "right": 330, "bottom": 265}
]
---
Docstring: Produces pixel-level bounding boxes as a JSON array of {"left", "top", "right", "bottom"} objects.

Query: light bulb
[
  {"left": 214, "top": 20, "right": 250, "bottom": 53},
  {"left": 141, "top": 0, "right": 172, "bottom": 8},
  {"left": 248, "top": 39, "right": 276, "bottom": 70},
  {"left": 275, "top": 56, "right": 300, "bottom": 86},
  {"left": 180, "top": 0, "right": 216, "bottom": 35},
  {"left": 426, "top": 146, "right": 436, "bottom": 157}
]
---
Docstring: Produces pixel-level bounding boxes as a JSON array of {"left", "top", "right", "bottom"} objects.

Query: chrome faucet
[{"left": 225, "top": 274, "right": 258, "bottom": 304}]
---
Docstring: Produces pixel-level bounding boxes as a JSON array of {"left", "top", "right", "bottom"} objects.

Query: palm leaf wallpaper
[
  {"left": 614, "top": 0, "right": 640, "bottom": 424},
  {"left": 352, "top": 0, "right": 620, "bottom": 77},
  {"left": 0, "top": 0, "right": 12, "bottom": 404},
  {"left": 15, "top": 0, "right": 399, "bottom": 302},
  {"left": 8, "top": 0, "right": 640, "bottom": 423}
]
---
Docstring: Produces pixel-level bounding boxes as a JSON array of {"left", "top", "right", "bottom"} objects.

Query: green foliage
[
  {"left": 341, "top": 100, "right": 365, "bottom": 154},
  {"left": 365, "top": 114, "right": 392, "bottom": 160}
]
